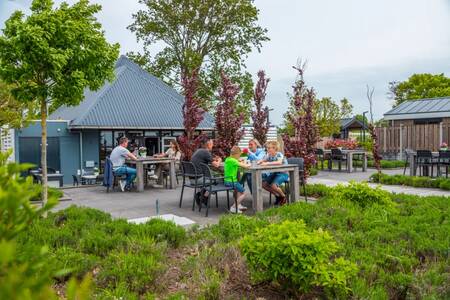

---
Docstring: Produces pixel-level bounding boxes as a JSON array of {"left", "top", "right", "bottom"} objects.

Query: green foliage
[
  {"left": 211, "top": 214, "right": 268, "bottom": 242},
  {"left": 0, "top": 81, "right": 36, "bottom": 128},
  {"left": 127, "top": 0, "right": 269, "bottom": 117},
  {"left": 131, "top": 218, "right": 186, "bottom": 247},
  {"left": 389, "top": 73, "right": 450, "bottom": 106},
  {"left": 241, "top": 220, "right": 357, "bottom": 297},
  {"left": 331, "top": 182, "right": 395, "bottom": 208},
  {"left": 314, "top": 97, "right": 354, "bottom": 137},
  {"left": 371, "top": 173, "right": 450, "bottom": 191},
  {"left": 300, "top": 183, "right": 330, "bottom": 198}
]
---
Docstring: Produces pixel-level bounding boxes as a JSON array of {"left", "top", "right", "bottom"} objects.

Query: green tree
[
  {"left": 389, "top": 73, "right": 450, "bottom": 106},
  {"left": 314, "top": 97, "right": 353, "bottom": 137},
  {"left": 0, "top": 0, "right": 119, "bottom": 205},
  {"left": 0, "top": 81, "right": 36, "bottom": 128},
  {"left": 127, "top": 0, "right": 269, "bottom": 117}
]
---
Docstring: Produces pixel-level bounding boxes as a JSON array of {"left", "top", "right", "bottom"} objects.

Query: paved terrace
[{"left": 55, "top": 168, "right": 449, "bottom": 226}]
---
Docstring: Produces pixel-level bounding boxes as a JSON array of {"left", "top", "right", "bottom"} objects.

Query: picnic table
[
  {"left": 247, "top": 164, "right": 300, "bottom": 212},
  {"left": 322, "top": 149, "right": 368, "bottom": 173},
  {"left": 126, "top": 157, "right": 176, "bottom": 192},
  {"left": 408, "top": 151, "right": 439, "bottom": 176},
  {"left": 32, "top": 172, "right": 64, "bottom": 188}
]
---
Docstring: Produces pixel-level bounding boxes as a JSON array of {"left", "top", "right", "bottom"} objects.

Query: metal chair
[
  {"left": 287, "top": 157, "right": 308, "bottom": 203},
  {"left": 198, "top": 163, "right": 235, "bottom": 217},
  {"left": 179, "top": 161, "right": 203, "bottom": 210},
  {"left": 329, "top": 148, "right": 347, "bottom": 171},
  {"left": 403, "top": 149, "right": 414, "bottom": 175},
  {"left": 437, "top": 150, "right": 450, "bottom": 178},
  {"left": 314, "top": 148, "right": 325, "bottom": 170},
  {"left": 416, "top": 150, "right": 437, "bottom": 177}
]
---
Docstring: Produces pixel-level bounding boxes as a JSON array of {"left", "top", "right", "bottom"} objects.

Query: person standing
[{"left": 110, "top": 136, "right": 138, "bottom": 191}]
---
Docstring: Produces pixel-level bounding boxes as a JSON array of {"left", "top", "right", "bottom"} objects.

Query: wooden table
[
  {"left": 408, "top": 151, "right": 439, "bottom": 176},
  {"left": 126, "top": 157, "right": 176, "bottom": 192},
  {"left": 323, "top": 149, "right": 368, "bottom": 173},
  {"left": 248, "top": 164, "right": 300, "bottom": 212}
]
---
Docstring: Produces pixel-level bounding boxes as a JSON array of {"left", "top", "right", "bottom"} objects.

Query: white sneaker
[
  {"left": 238, "top": 204, "right": 248, "bottom": 211},
  {"left": 229, "top": 205, "right": 242, "bottom": 214},
  {"left": 119, "top": 180, "right": 126, "bottom": 192}
]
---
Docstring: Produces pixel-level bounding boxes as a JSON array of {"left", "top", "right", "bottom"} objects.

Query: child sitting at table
[
  {"left": 224, "top": 146, "right": 250, "bottom": 213},
  {"left": 258, "top": 140, "right": 289, "bottom": 206}
]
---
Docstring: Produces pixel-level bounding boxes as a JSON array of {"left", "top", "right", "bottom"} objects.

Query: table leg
[
  {"left": 409, "top": 155, "right": 416, "bottom": 176},
  {"left": 362, "top": 153, "right": 367, "bottom": 172},
  {"left": 136, "top": 162, "right": 144, "bottom": 192},
  {"left": 251, "top": 170, "right": 263, "bottom": 212},
  {"left": 347, "top": 153, "right": 353, "bottom": 173},
  {"left": 169, "top": 161, "right": 176, "bottom": 189},
  {"left": 289, "top": 167, "right": 300, "bottom": 203}
]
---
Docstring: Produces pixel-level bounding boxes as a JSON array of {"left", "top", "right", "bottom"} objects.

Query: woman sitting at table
[
  {"left": 258, "top": 140, "right": 289, "bottom": 206},
  {"left": 154, "top": 140, "right": 182, "bottom": 183},
  {"left": 240, "top": 139, "right": 266, "bottom": 193}
]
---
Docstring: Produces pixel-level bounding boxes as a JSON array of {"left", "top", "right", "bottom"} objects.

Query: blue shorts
[
  {"left": 225, "top": 182, "right": 245, "bottom": 193},
  {"left": 263, "top": 173, "right": 289, "bottom": 187}
]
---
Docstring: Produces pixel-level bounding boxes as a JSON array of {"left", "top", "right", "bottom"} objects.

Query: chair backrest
[
  {"left": 199, "top": 163, "right": 214, "bottom": 178},
  {"left": 315, "top": 148, "right": 324, "bottom": 155},
  {"left": 181, "top": 161, "right": 197, "bottom": 177},
  {"left": 287, "top": 157, "right": 304, "bottom": 170},
  {"left": 47, "top": 167, "right": 56, "bottom": 174},
  {"left": 439, "top": 150, "right": 450, "bottom": 159},
  {"left": 331, "top": 148, "right": 343, "bottom": 156},
  {"left": 416, "top": 150, "right": 432, "bottom": 158}
]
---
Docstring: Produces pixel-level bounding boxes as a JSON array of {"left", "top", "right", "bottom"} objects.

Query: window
[
  {"left": 113, "top": 131, "right": 125, "bottom": 145},
  {"left": 161, "top": 137, "right": 176, "bottom": 153}
]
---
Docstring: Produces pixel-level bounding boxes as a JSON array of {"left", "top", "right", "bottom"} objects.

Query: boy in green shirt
[{"left": 224, "top": 146, "right": 250, "bottom": 213}]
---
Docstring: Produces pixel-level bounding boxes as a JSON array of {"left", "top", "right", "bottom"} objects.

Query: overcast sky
[{"left": 1, "top": 0, "right": 450, "bottom": 125}]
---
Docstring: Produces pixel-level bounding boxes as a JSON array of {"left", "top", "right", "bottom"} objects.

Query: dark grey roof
[
  {"left": 340, "top": 116, "right": 367, "bottom": 130},
  {"left": 384, "top": 97, "right": 450, "bottom": 120},
  {"left": 50, "top": 55, "right": 215, "bottom": 129}
]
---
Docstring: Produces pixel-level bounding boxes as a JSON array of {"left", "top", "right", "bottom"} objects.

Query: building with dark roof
[
  {"left": 384, "top": 96, "right": 450, "bottom": 126},
  {"left": 338, "top": 116, "right": 368, "bottom": 139},
  {"left": 14, "top": 56, "right": 214, "bottom": 185}
]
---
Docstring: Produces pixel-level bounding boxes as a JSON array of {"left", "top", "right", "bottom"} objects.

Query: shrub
[
  {"left": 324, "top": 139, "right": 358, "bottom": 150},
  {"left": 331, "top": 182, "right": 395, "bottom": 208},
  {"left": 211, "top": 214, "right": 268, "bottom": 242},
  {"left": 51, "top": 247, "right": 99, "bottom": 280},
  {"left": 370, "top": 173, "right": 450, "bottom": 191},
  {"left": 131, "top": 218, "right": 186, "bottom": 248},
  {"left": 300, "top": 183, "right": 329, "bottom": 198},
  {"left": 240, "top": 220, "right": 357, "bottom": 297}
]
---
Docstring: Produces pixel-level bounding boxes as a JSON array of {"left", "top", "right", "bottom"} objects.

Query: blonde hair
[
  {"left": 249, "top": 139, "right": 262, "bottom": 148},
  {"left": 266, "top": 140, "right": 279, "bottom": 151},
  {"left": 230, "top": 146, "right": 242, "bottom": 156}
]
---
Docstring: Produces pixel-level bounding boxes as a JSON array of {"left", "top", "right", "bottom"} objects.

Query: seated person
[
  {"left": 110, "top": 137, "right": 138, "bottom": 191},
  {"left": 224, "top": 146, "right": 251, "bottom": 213},
  {"left": 154, "top": 140, "right": 182, "bottom": 184},
  {"left": 258, "top": 140, "right": 289, "bottom": 205},
  {"left": 240, "top": 138, "right": 266, "bottom": 193},
  {"left": 191, "top": 137, "right": 222, "bottom": 205}
]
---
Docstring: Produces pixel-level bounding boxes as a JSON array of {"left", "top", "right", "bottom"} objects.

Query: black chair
[
  {"left": 416, "top": 150, "right": 437, "bottom": 177},
  {"left": 403, "top": 149, "right": 414, "bottom": 175},
  {"left": 437, "top": 150, "right": 450, "bottom": 178},
  {"left": 287, "top": 157, "right": 308, "bottom": 203},
  {"left": 198, "top": 163, "right": 235, "bottom": 217},
  {"left": 179, "top": 161, "right": 203, "bottom": 210},
  {"left": 314, "top": 148, "right": 325, "bottom": 170},
  {"left": 72, "top": 175, "right": 79, "bottom": 186},
  {"left": 329, "top": 148, "right": 347, "bottom": 171},
  {"left": 105, "top": 157, "right": 128, "bottom": 192}
]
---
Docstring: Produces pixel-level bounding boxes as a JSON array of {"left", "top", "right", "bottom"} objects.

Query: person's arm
[
  {"left": 126, "top": 151, "right": 138, "bottom": 161},
  {"left": 260, "top": 153, "right": 283, "bottom": 166},
  {"left": 238, "top": 161, "right": 250, "bottom": 168}
]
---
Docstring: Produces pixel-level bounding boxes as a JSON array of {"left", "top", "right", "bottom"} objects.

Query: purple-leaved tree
[
  {"left": 251, "top": 70, "right": 270, "bottom": 145},
  {"left": 282, "top": 64, "right": 319, "bottom": 179},
  {"left": 213, "top": 71, "right": 246, "bottom": 157},
  {"left": 177, "top": 69, "right": 205, "bottom": 160}
]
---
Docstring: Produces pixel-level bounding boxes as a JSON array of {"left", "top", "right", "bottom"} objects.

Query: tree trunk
[{"left": 40, "top": 99, "right": 48, "bottom": 207}]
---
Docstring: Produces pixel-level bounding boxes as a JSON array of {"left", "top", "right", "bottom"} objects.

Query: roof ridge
[
  {"left": 73, "top": 66, "right": 128, "bottom": 126},
  {"left": 399, "top": 96, "right": 450, "bottom": 103}
]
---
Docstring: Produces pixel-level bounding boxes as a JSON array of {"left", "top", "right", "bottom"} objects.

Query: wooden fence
[{"left": 375, "top": 123, "right": 450, "bottom": 154}]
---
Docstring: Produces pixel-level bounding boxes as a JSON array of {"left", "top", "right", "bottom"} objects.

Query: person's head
[
  {"left": 266, "top": 141, "right": 279, "bottom": 156},
  {"left": 170, "top": 140, "right": 180, "bottom": 152},
  {"left": 248, "top": 139, "right": 261, "bottom": 152},
  {"left": 118, "top": 136, "right": 129, "bottom": 147},
  {"left": 199, "top": 136, "right": 214, "bottom": 151},
  {"left": 230, "top": 146, "right": 242, "bottom": 159}
]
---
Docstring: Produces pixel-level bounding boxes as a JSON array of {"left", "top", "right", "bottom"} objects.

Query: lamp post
[{"left": 362, "top": 111, "right": 368, "bottom": 143}]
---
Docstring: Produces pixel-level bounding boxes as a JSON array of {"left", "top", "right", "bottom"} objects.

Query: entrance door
[
  {"left": 145, "top": 137, "right": 159, "bottom": 156},
  {"left": 19, "top": 137, "right": 61, "bottom": 171}
]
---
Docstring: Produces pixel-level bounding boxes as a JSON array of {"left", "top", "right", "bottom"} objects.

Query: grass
[
  {"left": 15, "top": 184, "right": 450, "bottom": 299},
  {"left": 371, "top": 172, "right": 450, "bottom": 190}
]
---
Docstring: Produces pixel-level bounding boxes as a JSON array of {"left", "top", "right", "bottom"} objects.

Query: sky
[{"left": 1, "top": 0, "right": 450, "bottom": 125}]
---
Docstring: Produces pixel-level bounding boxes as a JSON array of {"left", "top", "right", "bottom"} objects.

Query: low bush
[
  {"left": 371, "top": 172, "right": 450, "bottom": 190},
  {"left": 331, "top": 181, "right": 395, "bottom": 208},
  {"left": 131, "top": 218, "right": 186, "bottom": 247},
  {"left": 240, "top": 220, "right": 357, "bottom": 297}
]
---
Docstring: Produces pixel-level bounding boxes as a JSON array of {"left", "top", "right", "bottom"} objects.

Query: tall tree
[
  {"left": 314, "top": 97, "right": 353, "bottom": 137},
  {"left": 389, "top": 73, "right": 450, "bottom": 107},
  {"left": 0, "top": 81, "right": 36, "bottom": 128},
  {"left": 213, "top": 71, "right": 245, "bottom": 158},
  {"left": 0, "top": 0, "right": 119, "bottom": 205},
  {"left": 177, "top": 69, "right": 205, "bottom": 160},
  {"left": 251, "top": 70, "right": 270, "bottom": 145},
  {"left": 282, "top": 63, "right": 319, "bottom": 179},
  {"left": 127, "top": 0, "right": 269, "bottom": 117}
]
